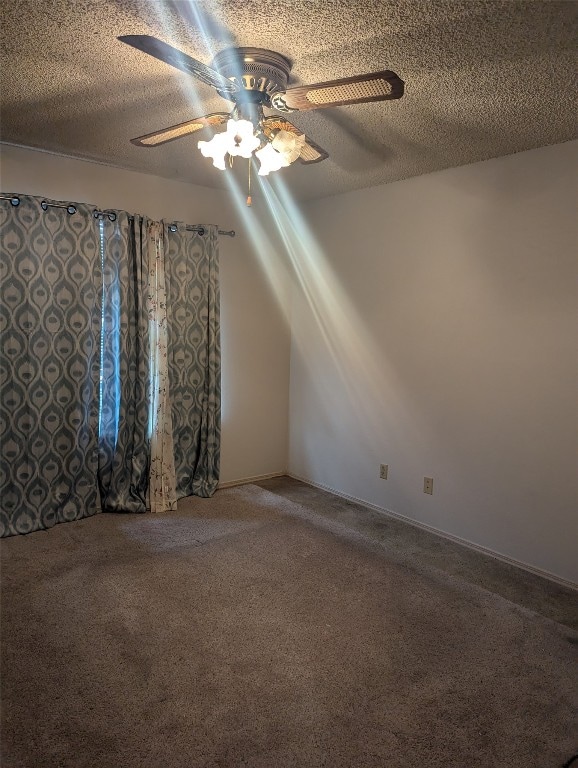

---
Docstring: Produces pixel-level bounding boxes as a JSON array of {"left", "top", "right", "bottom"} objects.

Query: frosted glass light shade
[
  {"left": 255, "top": 143, "right": 290, "bottom": 176},
  {"left": 198, "top": 132, "right": 229, "bottom": 170},
  {"left": 198, "top": 119, "right": 260, "bottom": 169},
  {"left": 271, "top": 130, "right": 306, "bottom": 164},
  {"left": 225, "top": 119, "right": 260, "bottom": 158}
]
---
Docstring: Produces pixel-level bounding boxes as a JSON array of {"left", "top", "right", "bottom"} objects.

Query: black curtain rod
[
  {"left": 166, "top": 223, "right": 235, "bottom": 238},
  {"left": 92, "top": 211, "right": 235, "bottom": 237},
  {"left": 0, "top": 196, "right": 235, "bottom": 237}
]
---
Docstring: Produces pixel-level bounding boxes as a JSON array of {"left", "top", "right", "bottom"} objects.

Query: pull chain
[{"left": 247, "top": 158, "right": 252, "bottom": 207}]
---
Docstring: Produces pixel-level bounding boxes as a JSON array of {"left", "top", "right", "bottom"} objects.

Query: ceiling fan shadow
[
  {"left": 294, "top": 109, "right": 424, "bottom": 173},
  {"left": 319, "top": 112, "right": 394, "bottom": 170},
  {"left": 294, "top": 1, "right": 576, "bottom": 77},
  {"left": 0, "top": 73, "right": 201, "bottom": 159}
]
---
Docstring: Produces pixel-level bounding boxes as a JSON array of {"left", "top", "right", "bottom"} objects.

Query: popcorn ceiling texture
[{"left": 1, "top": 0, "right": 576, "bottom": 202}]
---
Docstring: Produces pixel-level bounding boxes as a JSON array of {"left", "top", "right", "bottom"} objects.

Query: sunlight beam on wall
[{"left": 256, "top": 174, "right": 425, "bottom": 468}]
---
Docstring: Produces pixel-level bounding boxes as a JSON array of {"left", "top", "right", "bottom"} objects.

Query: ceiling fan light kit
[{"left": 118, "top": 34, "right": 404, "bottom": 189}]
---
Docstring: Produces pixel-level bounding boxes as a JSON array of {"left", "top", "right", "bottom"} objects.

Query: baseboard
[
  {"left": 287, "top": 473, "right": 578, "bottom": 591},
  {"left": 218, "top": 472, "right": 286, "bottom": 490}
]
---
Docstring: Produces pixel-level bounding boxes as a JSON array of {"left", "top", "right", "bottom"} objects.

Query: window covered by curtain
[
  {"left": 0, "top": 195, "right": 221, "bottom": 536},
  {"left": 0, "top": 196, "right": 101, "bottom": 535}
]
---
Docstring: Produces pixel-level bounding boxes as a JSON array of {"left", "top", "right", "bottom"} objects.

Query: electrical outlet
[
  {"left": 423, "top": 477, "right": 433, "bottom": 495},
  {"left": 379, "top": 464, "right": 388, "bottom": 480}
]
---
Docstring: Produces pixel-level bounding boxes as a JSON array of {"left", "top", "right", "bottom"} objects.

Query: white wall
[
  {"left": 288, "top": 140, "right": 578, "bottom": 584},
  {"left": 0, "top": 143, "right": 290, "bottom": 484},
  {"left": 3, "top": 141, "right": 576, "bottom": 583}
]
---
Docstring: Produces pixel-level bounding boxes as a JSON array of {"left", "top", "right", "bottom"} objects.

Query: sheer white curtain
[{"left": 146, "top": 222, "right": 177, "bottom": 513}]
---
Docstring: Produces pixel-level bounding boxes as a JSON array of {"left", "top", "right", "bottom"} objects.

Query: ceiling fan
[{"left": 118, "top": 35, "right": 404, "bottom": 177}]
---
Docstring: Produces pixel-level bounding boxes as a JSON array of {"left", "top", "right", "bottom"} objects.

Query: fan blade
[
  {"left": 131, "top": 113, "right": 229, "bottom": 147},
  {"left": 262, "top": 117, "right": 329, "bottom": 164},
  {"left": 118, "top": 35, "right": 240, "bottom": 97},
  {"left": 270, "top": 71, "right": 404, "bottom": 113}
]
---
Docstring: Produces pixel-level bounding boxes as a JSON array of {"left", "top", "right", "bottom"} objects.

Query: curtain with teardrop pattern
[
  {"left": 97, "top": 212, "right": 151, "bottom": 513},
  {"left": 165, "top": 223, "right": 221, "bottom": 499},
  {"left": 0, "top": 195, "right": 101, "bottom": 535}
]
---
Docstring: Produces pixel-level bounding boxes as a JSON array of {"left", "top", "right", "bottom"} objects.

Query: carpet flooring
[
  {"left": 257, "top": 476, "right": 578, "bottom": 632},
  {"left": 1, "top": 482, "right": 577, "bottom": 768}
]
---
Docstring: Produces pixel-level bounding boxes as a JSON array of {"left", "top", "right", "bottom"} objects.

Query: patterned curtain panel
[
  {"left": 97, "top": 213, "right": 150, "bottom": 513},
  {"left": 164, "top": 223, "right": 221, "bottom": 498},
  {"left": 0, "top": 195, "right": 101, "bottom": 535}
]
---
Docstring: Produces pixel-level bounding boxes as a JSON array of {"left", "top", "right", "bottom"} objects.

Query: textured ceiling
[{"left": 1, "top": 1, "right": 577, "bottom": 202}]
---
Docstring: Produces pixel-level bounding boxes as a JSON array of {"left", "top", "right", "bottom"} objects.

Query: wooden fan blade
[
  {"left": 118, "top": 35, "right": 240, "bottom": 97},
  {"left": 131, "top": 113, "right": 230, "bottom": 147},
  {"left": 270, "top": 71, "right": 404, "bottom": 113},
  {"left": 262, "top": 117, "right": 329, "bottom": 164}
]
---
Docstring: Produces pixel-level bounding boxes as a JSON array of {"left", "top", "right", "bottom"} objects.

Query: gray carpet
[{"left": 1, "top": 483, "right": 577, "bottom": 768}]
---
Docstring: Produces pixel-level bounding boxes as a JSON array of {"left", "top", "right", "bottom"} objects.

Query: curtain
[
  {"left": 147, "top": 221, "right": 177, "bottom": 514},
  {"left": 0, "top": 195, "right": 221, "bottom": 535},
  {"left": 0, "top": 195, "right": 101, "bottom": 535},
  {"left": 97, "top": 212, "right": 151, "bottom": 513},
  {"left": 165, "top": 224, "right": 221, "bottom": 498}
]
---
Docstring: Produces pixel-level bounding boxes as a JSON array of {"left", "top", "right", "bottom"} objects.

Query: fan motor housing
[{"left": 211, "top": 47, "right": 292, "bottom": 104}]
